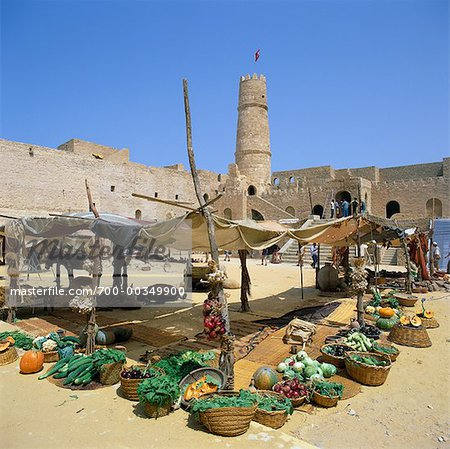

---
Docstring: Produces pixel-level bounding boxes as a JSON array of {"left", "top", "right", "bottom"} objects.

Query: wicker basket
[
  {"left": 371, "top": 344, "right": 400, "bottom": 362},
  {"left": 394, "top": 293, "right": 418, "bottom": 307},
  {"left": 344, "top": 351, "right": 392, "bottom": 386},
  {"left": 43, "top": 351, "right": 60, "bottom": 363},
  {"left": 197, "top": 392, "right": 257, "bottom": 437},
  {"left": 320, "top": 344, "right": 353, "bottom": 368},
  {"left": 417, "top": 317, "right": 439, "bottom": 329},
  {"left": 120, "top": 365, "right": 165, "bottom": 401},
  {"left": 253, "top": 391, "right": 289, "bottom": 429},
  {"left": 0, "top": 346, "right": 18, "bottom": 366},
  {"left": 144, "top": 399, "right": 172, "bottom": 418},
  {"left": 312, "top": 391, "right": 339, "bottom": 408},
  {"left": 99, "top": 361, "right": 124, "bottom": 385},
  {"left": 387, "top": 324, "right": 432, "bottom": 348},
  {"left": 272, "top": 382, "right": 307, "bottom": 407}
]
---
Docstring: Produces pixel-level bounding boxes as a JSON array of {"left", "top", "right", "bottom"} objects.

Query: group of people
[{"left": 330, "top": 197, "right": 366, "bottom": 218}]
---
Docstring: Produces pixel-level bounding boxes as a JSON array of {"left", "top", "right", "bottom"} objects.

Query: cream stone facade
[{"left": 1, "top": 74, "right": 448, "bottom": 223}]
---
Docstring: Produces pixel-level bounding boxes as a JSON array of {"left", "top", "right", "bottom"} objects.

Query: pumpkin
[
  {"left": 376, "top": 315, "right": 399, "bottom": 330},
  {"left": 379, "top": 307, "right": 395, "bottom": 318},
  {"left": 423, "top": 310, "right": 434, "bottom": 319},
  {"left": 0, "top": 341, "right": 11, "bottom": 352},
  {"left": 19, "top": 350, "right": 44, "bottom": 374},
  {"left": 5, "top": 336, "right": 15, "bottom": 345},
  {"left": 410, "top": 316, "right": 422, "bottom": 327},
  {"left": 252, "top": 366, "right": 279, "bottom": 390},
  {"left": 399, "top": 316, "right": 410, "bottom": 326}
]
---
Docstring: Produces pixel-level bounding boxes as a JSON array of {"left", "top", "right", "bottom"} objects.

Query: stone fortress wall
[{"left": 1, "top": 74, "right": 448, "bottom": 224}]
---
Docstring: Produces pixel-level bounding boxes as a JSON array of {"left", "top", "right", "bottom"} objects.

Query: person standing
[
  {"left": 360, "top": 200, "right": 366, "bottom": 215},
  {"left": 342, "top": 199, "right": 350, "bottom": 217},
  {"left": 224, "top": 250, "right": 231, "bottom": 262},
  {"left": 261, "top": 248, "right": 269, "bottom": 266},
  {"left": 330, "top": 200, "right": 335, "bottom": 218},
  {"left": 351, "top": 197, "right": 359, "bottom": 217},
  {"left": 310, "top": 243, "right": 319, "bottom": 269},
  {"left": 431, "top": 242, "right": 441, "bottom": 271},
  {"left": 335, "top": 200, "right": 341, "bottom": 218}
]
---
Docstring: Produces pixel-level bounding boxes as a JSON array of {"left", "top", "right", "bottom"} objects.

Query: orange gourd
[
  {"left": 410, "top": 316, "right": 422, "bottom": 327},
  {"left": 0, "top": 341, "right": 11, "bottom": 352},
  {"left": 423, "top": 310, "right": 434, "bottom": 318},
  {"left": 19, "top": 350, "right": 44, "bottom": 374},
  {"left": 5, "top": 336, "right": 15, "bottom": 345},
  {"left": 379, "top": 307, "right": 395, "bottom": 318}
]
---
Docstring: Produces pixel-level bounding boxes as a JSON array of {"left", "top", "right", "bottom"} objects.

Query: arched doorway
[
  {"left": 386, "top": 201, "right": 400, "bottom": 218},
  {"left": 426, "top": 198, "right": 442, "bottom": 218},
  {"left": 251, "top": 209, "right": 264, "bottom": 221},
  {"left": 135, "top": 209, "right": 142, "bottom": 220},
  {"left": 285, "top": 206, "right": 295, "bottom": 216},
  {"left": 203, "top": 193, "right": 209, "bottom": 203},
  {"left": 289, "top": 176, "right": 295, "bottom": 184},
  {"left": 224, "top": 208, "right": 232, "bottom": 220},
  {"left": 247, "top": 185, "right": 256, "bottom": 196},
  {"left": 273, "top": 178, "right": 280, "bottom": 186},
  {"left": 335, "top": 191, "right": 351, "bottom": 202},
  {"left": 312, "top": 204, "right": 324, "bottom": 217}
]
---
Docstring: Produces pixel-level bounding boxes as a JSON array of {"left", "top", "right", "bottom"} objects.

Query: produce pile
[
  {"left": 342, "top": 332, "right": 374, "bottom": 352},
  {"left": 322, "top": 344, "right": 352, "bottom": 357},
  {"left": 372, "top": 342, "right": 399, "bottom": 355},
  {"left": 276, "top": 350, "right": 337, "bottom": 381},
  {"left": 33, "top": 333, "right": 79, "bottom": 358},
  {"left": 0, "top": 331, "right": 33, "bottom": 350},
  {"left": 183, "top": 375, "right": 220, "bottom": 401},
  {"left": 121, "top": 365, "right": 161, "bottom": 380},
  {"left": 137, "top": 375, "right": 180, "bottom": 408},
  {"left": 272, "top": 378, "right": 308, "bottom": 401},
  {"left": 38, "top": 348, "right": 125, "bottom": 387},
  {"left": 191, "top": 390, "right": 257, "bottom": 415},
  {"left": 203, "top": 296, "right": 226, "bottom": 340},
  {"left": 336, "top": 324, "right": 381, "bottom": 340},
  {"left": 153, "top": 351, "right": 215, "bottom": 383},
  {"left": 399, "top": 315, "right": 423, "bottom": 327},
  {"left": 255, "top": 392, "right": 294, "bottom": 414},
  {"left": 313, "top": 381, "right": 344, "bottom": 399},
  {"left": 348, "top": 353, "right": 389, "bottom": 367}
]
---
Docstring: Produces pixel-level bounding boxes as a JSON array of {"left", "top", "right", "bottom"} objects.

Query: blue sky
[{"left": 1, "top": 0, "right": 448, "bottom": 173}]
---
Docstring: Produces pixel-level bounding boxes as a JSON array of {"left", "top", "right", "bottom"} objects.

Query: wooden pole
[
  {"left": 84, "top": 179, "right": 100, "bottom": 356},
  {"left": 182, "top": 79, "right": 234, "bottom": 387},
  {"left": 401, "top": 237, "right": 412, "bottom": 294},
  {"left": 238, "top": 250, "right": 251, "bottom": 312}
]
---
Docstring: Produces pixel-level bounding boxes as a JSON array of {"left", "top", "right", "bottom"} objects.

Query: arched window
[
  {"left": 224, "top": 208, "right": 232, "bottom": 220},
  {"left": 203, "top": 193, "right": 209, "bottom": 203},
  {"left": 285, "top": 206, "right": 295, "bottom": 216},
  {"left": 273, "top": 177, "right": 280, "bottom": 186},
  {"left": 289, "top": 176, "right": 295, "bottom": 184},
  {"left": 247, "top": 185, "right": 256, "bottom": 196},
  {"left": 426, "top": 198, "right": 442, "bottom": 218},
  {"left": 135, "top": 209, "right": 142, "bottom": 220},
  {"left": 312, "top": 204, "right": 324, "bottom": 217},
  {"left": 335, "top": 191, "right": 351, "bottom": 202},
  {"left": 386, "top": 201, "right": 400, "bottom": 218},
  {"left": 251, "top": 209, "right": 264, "bottom": 221}
]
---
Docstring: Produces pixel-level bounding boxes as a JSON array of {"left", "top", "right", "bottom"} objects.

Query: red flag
[{"left": 254, "top": 49, "right": 260, "bottom": 62}]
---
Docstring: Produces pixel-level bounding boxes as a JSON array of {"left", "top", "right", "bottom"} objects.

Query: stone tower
[{"left": 235, "top": 74, "right": 272, "bottom": 186}]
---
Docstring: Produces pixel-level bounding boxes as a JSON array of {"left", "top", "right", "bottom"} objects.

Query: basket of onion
[
  {"left": 120, "top": 364, "right": 164, "bottom": 401},
  {"left": 272, "top": 378, "right": 309, "bottom": 407}
]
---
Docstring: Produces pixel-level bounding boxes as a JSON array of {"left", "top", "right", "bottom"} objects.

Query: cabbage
[
  {"left": 293, "top": 362, "right": 304, "bottom": 373},
  {"left": 296, "top": 351, "right": 308, "bottom": 361},
  {"left": 303, "top": 365, "right": 318, "bottom": 379},
  {"left": 303, "top": 357, "right": 314, "bottom": 367},
  {"left": 310, "top": 373, "right": 324, "bottom": 381},
  {"left": 277, "top": 362, "right": 287, "bottom": 373},
  {"left": 321, "top": 363, "right": 337, "bottom": 378}
]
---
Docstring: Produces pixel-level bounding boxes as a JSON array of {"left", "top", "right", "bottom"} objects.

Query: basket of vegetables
[
  {"left": 179, "top": 367, "right": 225, "bottom": 407},
  {"left": 312, "top": 381, "right": 343, "bottom": 407},
  {"left": 341, "top": 331, "right": 375, "bottom": 352},
  {"left": 137, "top": 374, "right": 180, "bottom": 418},
  {"left": 0, "top": 337, "right": 19, "bottom": 366},
  {"left": 253, "top": 390, "right": 294, "bottom": 429},
  {"left": 272, "top": 378, "right": 309, "bottom": 407},
  {"left": 120, "top": 364, "right": 165, "bottom": 401},
  {"left": 320, "top": 344, "right": 353, "bottom": 368},
  {"left": 344, "top": 351, "right": 392, "bottom": 386},
  {"left": 388, "top": 318, "right": 432, "bottom": 348},
  {"left": 371, "top": 342, "right": 400, "bottom": 362},
  {"left": 191, "top": 390, "right": 257, "bottom": 436},
  {"left": 93, "top": 349, "right": 126, "bottom": 385}
]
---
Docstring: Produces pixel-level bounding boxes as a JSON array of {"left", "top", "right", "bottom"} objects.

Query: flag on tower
[{"left": 255, "top": 49, "right": 260, "bottom": 62}]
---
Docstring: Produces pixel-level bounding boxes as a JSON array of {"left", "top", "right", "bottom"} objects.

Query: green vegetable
[
  {"left": 372, "top": 342, "right": 398, "bottom": 355},
  {"left": 191, "top": 390, "right": 256, "bottom": 417},
  {"left": 38, "top": 356, "right": 71, "bottom": 380},
  {"left": 314, "top": 381, "right": 344, "bottom": 399},
  {"left": 92, "top": 349, "right": 126, "bottom": 370},
  {"left": 137, "top": 375, "right": 180, "bottom": 410},
  {"left": 349, "top": 354, "right": 389, "bottom": 367},
  {"left": 0, "top": 331, "right": 33, "bottom": 350},
  {"left": 320, "top": 363, "right": 337, "bottom": 378},
  {"left": 255, "top": 393, "right": 293, "bottom": 415}
]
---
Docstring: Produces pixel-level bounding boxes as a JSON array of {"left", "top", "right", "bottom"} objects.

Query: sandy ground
[{"left": 1, "top": 257, "right": 449, "bottom": 449}]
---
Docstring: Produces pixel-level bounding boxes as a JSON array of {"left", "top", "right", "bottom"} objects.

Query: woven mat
[
  {"left": 322, "top": 299, "right": 356, "bottom": 326},
  {"left": 233, "top": 359, "right": 266, "bottom": 390},
  {"left": 15, "top": 317, "right": 77, "bottom": 337}
]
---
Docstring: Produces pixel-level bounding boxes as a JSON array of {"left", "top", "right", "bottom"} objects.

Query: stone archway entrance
[
  {"left": 335, "top": 191, "right": 351, "bottom": 202},
  {"left": 386, "top": 201, "right": 400, "bottom": 218},
  {"left": 312, "top": 204, "right": 324, "bottom": 217}
]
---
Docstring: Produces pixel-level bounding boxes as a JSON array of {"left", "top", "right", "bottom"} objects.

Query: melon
[
  {"left": 252, "top": 366, "right": 279, "bottom": 390},
  {"left": 410, "top": 316, "right": 422, "bottom": 327},
  {"left": 376, "top": 315, "right": 399, "bottom": 331}
]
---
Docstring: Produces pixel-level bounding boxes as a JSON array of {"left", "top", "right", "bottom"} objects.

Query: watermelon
[{"left": 253, "top": 366, "right": 279, "bottom": 390}]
